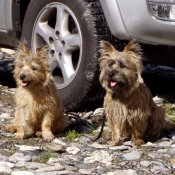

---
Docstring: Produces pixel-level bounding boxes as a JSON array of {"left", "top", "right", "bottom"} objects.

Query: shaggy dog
[
  {"left": 99, "top": 40, "right": 174, "bottom": 146},
  {"left": 6, "top": 43, "right": 67, "bottom": 141}
]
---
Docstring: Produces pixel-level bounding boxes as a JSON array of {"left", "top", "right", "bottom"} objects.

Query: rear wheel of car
[{"left": 22, "top": 0, "right": 122, "bottom": 111}]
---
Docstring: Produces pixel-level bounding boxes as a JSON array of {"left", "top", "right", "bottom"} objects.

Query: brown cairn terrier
[
  {"left": 99, "top": 40, "right": 174, "bottom": 146},
  {"left": 6, "top": 43, "right": 67, "bottom": 141}
]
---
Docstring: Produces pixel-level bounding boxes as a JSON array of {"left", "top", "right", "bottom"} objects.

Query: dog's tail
[
  {"left": 163, "top": 119, "right": 175, "bottom": 134},
  {"left": 145, "top": 105, "right": 175, "bottom": 142}
]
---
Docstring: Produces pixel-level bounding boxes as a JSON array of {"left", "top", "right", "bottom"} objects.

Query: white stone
[
  {"left": 153, "top": 96, "right": 164, "bottom": 104},
  {"left": 0, "top": 166, "right": 12, "bottom": 174},
  {"left": 9, "top": 153, "right": 31, "bottom": 163},
  {"left": 47, "top": 158, "right": 60, "bottom": 164},
  {"left": 0, "top": 162, "right": 15, "bottom": 168},
  {"left": 110, "top": 145, "right": 129, "bottom": 151},
  {"left": 93, "top": 108, "right": 104, "bottom": 115},
  {"left": 157, "top": 149, "right": 168, "bottom": 153},
  {"left": 36, "top": 165, "right": 64, "bottom": 173},
  {"left": 16, "top": 162, "right": 47, "bottom": 169},
  {"left": 123, "top": 151, "right": 140, "bottom": 160},
  {"left": 158, "top": 141, "right": 172, "bottom": 147},
  {"left": 1, "top": 48, "right": 15, "bottom": 54},
  {"left": 79, "top": 169, "right": 92, "bottom": 174},
  {"left": 107, "top": 170, "right": 128, "bottom": 175},
  {"left": 53, "top": 138, "right": 67, "bottom": 146},
  {"left": 142, "top": 142, "right": 157, "bottom": 147},
  {"left": 90, "top": 142, "right": 108, "bottom": 149},
  {"left": 124, "top": 169, "right": 137, "bottom": 175},
  {"left": 0, "top": 113, "right": 11, "bottom": 119},
  {"left": 140, "top": 160, "right": 152, "bottom": 167},
  {"left": 66, "top": 147, "right": 80, "bottom": 155},
  {"left": 12, "top": 171, "right": 35, "bottom": 175},
  {"left": 0, "top": 103, "right": 4, "bottom": 107},
  {"left": 45, "top": 143, "right": 62, "bottom": 152},
  {"left": 84, "top": 150, "right": 113, "bottom": 166},
  {"left": 18, "top": 145, "right": 41, "bottom": 151}
]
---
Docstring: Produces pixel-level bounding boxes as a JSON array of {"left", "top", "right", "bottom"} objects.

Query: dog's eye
[
  {"left": 32, "top": 67, "right": 37, "bottom": 71},
  {"left": 120, "top": 62, "right": 126, "bottom": 68},
  {"left": 107, "top": 60, "right": 116, "bottom": 67},
  {"left": 107, "top": 63, "right": 113, "bottom": 67}
]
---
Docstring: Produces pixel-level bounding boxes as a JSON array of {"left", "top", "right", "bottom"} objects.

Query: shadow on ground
[{"left": 0, "top": 72, "right": 16, "bottom": 88}]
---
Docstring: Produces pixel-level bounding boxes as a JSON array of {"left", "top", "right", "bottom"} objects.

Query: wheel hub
[{"left": 54, "top": 39, "right": 63, "bottom": 53}]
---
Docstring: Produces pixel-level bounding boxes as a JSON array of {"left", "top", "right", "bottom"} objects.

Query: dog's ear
[
  {"left": 99, "top": 40, "right": 116, "bottom": 64},
  {"left": 124, "top": 40, "right": 143, "bottom": 83},
  {"left": 15, "top": 42, "right": 30, "bottom": 62},
  {"left": 124, "top": 39, "right": 142, "bottom": 56},
  {"left": 100, "top": 40, "right": 116, "bottom": 53},
  {"left": 36, "top": 46, "right": 48, "bottom": 58},
  {"left": 36, "top": 46, "right": 51, "bottom": 73},
  {"left": 17, "top": 42, "right": 29, "bottom": 54}
]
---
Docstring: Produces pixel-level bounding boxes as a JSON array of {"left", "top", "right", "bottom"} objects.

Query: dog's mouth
[
  {"left": 21, "top": 81, "right": 30, "bottom": 87},
  {"left": 109, "top": 80, "right": 124, "bottom": 88},
  {"left": 110, "top": 81, "right": 117, "bottom": 87}
]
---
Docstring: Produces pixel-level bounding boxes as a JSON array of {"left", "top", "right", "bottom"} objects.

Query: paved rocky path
[{"left": 0, "top": 49, "right": 175, "bottom": 175}]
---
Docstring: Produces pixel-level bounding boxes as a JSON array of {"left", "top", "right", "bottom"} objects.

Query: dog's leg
[
  {"left": 131, "top": 122, "right": 147, "bottom": 146},
  {"left": 132, "top": 135, "right": 145, "bottom": 146},
  {"left": 12, "top": 108, "right": 29, "bottom": 139},
  {"left": 41, "top": 114, "right": 55, "bottom": 141},
  {"left": 5, "top": 124, "right": 17, "bottom": 133},
  {"left": 109, "top": 122, "right": 122, "bottom": 146}
]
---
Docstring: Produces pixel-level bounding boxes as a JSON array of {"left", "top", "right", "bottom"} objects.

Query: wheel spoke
[
  {"left": 35, "top": 23, "right": 54, "bottom": 43},
  {"left": 65, "top": 33, "right": 81, "bottom": 51},
  {"left": 48, "top": 54, "right": 58, "bottom": 72},
  {"left": 57, "top": 52, "right": 75, "bottom": 80},
  {"left": 55, "top": 6, "right": 69, "bottom": 34}
]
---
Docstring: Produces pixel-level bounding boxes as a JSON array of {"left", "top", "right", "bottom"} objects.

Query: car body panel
[
  {"left": 100, "top": 0, "right": 175, "bottom": 46},
  {"left": 0, "top": 0, "right": 13, "bottom": 31},
  {"left": 0, "top": 0, "right": 20, "bottom": 48},
  {"left": 99, "top": 0, "right": 130, "bottom": 39}
]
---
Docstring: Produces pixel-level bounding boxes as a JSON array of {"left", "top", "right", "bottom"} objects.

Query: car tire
[{"left": 22, "top": 0, "right": 122, "bottom": 111}]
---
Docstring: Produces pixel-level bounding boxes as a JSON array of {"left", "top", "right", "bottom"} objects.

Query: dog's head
[
  {"left": 14, "top": 43, "right": 52, "bottom": 88},
  {"left": 99, "top": 40, "right": 143, "bottom": 97}
]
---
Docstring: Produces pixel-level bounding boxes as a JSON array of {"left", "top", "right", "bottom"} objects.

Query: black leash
[
  {"left": 66, "top": 111, "right": 106, "bottom": 141},
  {"left": 92, "top": 111, "right": 106, "bottom": 141}
]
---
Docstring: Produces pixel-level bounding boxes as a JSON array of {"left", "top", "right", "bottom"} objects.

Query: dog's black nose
[
  {"left": 20, "top": 74, "right": 26, "bottom": 80},
  {"left": 109, "top": 72, "right": 114, "bottom": 77}
]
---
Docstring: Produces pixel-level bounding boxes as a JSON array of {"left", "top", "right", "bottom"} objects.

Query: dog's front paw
[
  {"left": 134, "top": 139, "right": 144, "bottom": 146},
  {"left": 6, "top": 124, "right": 16, "bottom": 133},
  {"left": 42, "top": 131, "right": 54, "bottom": 141},
  {"left": 35, "top": 131, "right": 42, "bottom": 137},
  {"left": 15, "top": 132, "right": 25, "bottom": 139}
]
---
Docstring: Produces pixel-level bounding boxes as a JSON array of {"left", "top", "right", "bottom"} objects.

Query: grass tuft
[{"left": 65, "top": 130, "right": 80, "bottom": 141}]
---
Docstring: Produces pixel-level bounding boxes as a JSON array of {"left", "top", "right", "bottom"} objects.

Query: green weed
[
  {"left": 9, "top": 148, "right": 15, "bottom": 155},
  {"left": 65, "top": 130, "right": 80, "bottom": 141},
  {"left": 41, "top": 152, "right": 58, "bottom": 163},
  {"left": 20, "top": 166, "right": 27, "bottom": 171}
]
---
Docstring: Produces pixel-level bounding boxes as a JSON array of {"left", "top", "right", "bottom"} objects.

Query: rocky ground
[{"left": 0, "top": 49, "right": 175, "bottom": 175}]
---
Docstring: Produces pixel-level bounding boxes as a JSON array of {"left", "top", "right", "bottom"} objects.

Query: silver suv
[{"left": 0, "top": 0, "right": 174, "bottom": 110}]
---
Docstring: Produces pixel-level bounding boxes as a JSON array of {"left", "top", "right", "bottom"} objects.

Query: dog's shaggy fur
[
  {"left": 6, "top": 43, "right": 67, "bottom": 141},
  {"left": 99, "top": 40, "right": 174, "bottom": 146}
]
